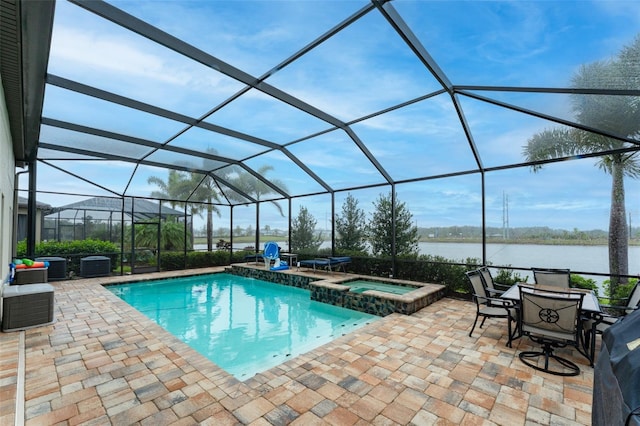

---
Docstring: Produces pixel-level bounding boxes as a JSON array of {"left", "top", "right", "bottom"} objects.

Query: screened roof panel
[
  {"left": 351, "top": 94, "right": 478, "bottom": 181},
  {"left": 36, "top": 148, "right": 98, "bottom": 161},
  {"left": 126, "top": 164, "right": 205, "bottom": 200},
  {"left": 203, "top": 89, "right": 331, "bottom": 144},
  {"left": 48, "top": 1, "right": 245, "bottom": 118},
  {"left": 8, "top": 0, "right": 637, "bottom": 209},
  {"left": 469, "top": 91, "right": 640, "bottom": 143},
  {"left": 288, "top": 130, "right": 387, "bottom": 190},
  {"left": 244, "top": 151, "right": 327, "bottom": 196},
  {"left": 35, "top": 162, "right": 121, "bottom": 200},
  {"left": 167, "top": 127, "right": 268, "bottom": 161},
  {"left": 211, "top": 171, "right": 254, "bottom": 205},
  {"left": 459, "top": 94, "right": 639, "bottom": 169},
  {"left": 144, "top": 150, "right": 229, "bottom": 173},
  {"left": 265, "top": 8, "right": 443, "bottom": 122},
  {"left": 394, "top": 1, "right": 640, "bottom": 88},
  {"left": 39, "top": 160, "right": 138, "bottom": 196},
  {"left": 39, "top": 124, "right": 154, "bottom": 159},
  {"left": 213, "top": 168, "right": 283, "bottom": 204},
  {"left": 42, "top": 85, "right": 187, "bottom": 143},
  {"left": 111, "top": 0, "right": 364, "bottom": 77}
]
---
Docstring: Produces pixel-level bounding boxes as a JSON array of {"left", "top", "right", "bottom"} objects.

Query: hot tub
[
  {"left": 344, "top": 279, "right": 417, "bottom": 295},
  {"left": 309, "top": 276, "right": 445, "bottom": 316}
]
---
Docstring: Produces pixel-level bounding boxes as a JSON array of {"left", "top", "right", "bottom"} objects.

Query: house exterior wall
[
  {"left": 0, "top": 78, "right": 16, "bottom": 283},
  {"left": 17, "top": 205, "right": 43, "bottom": 244}
]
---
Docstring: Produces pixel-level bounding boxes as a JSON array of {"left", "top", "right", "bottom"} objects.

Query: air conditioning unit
[
  {"left": 36, "top": 256, "right": 67, "bottom": 281},
  {"left": 80, "top": 256, "right": 111, "bottom": 278}
]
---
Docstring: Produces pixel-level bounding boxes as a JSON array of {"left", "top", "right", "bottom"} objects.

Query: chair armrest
[
  {"left": 597, "top": 295, "right": 629, "bottom": 305},
  {"left": 598, "top": 303, "right": 632, "bottom": 316},
  {"left": 486, "top": 288, "right": 505, "bottom": 296},
  {"left": 474, "top": 293, "right": 515, "bottom": 308},
  {"left": 493, "top": 283, "right": 511, "bottom": 291}
]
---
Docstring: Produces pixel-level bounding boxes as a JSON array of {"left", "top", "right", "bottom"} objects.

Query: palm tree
[
  {"left": 523, "top": 36, "right": 640, "bottom": 296},
  {"left": 232, "top": 165, "right": 288, "bottom": 216},
  {"left": 147, "top": 170, "right": 192, "bottom": 209},
  {"left": 188, "top": 172, "right": 222, "bottom": 251}
]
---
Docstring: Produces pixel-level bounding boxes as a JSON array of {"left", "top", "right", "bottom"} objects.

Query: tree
[
  {"left": 290, "top": 206, "right": 322, "bottom": 253},
  {"left": 523, "top": 36, "right": 640, "bottom": 296},
  {"left": 231, "top": 165, "right": 288, "bottom": 216},
  {"left": 134, "top": 219, "right": 189, "bottom": 251},
  {"left": 188, "top": 173, "right": 222, "bottom": 251},
  {"left": 335, "top": 193, "right": 367, "bottom": 253},
  {"left": 148, "top": 170, "right": 192, "bottom": 209},
  {"left": 368, "top": 192, "right": 419, "bottom": 257},
  {"left": 148, "top": 168, "right": 221, "bottom": 251}
]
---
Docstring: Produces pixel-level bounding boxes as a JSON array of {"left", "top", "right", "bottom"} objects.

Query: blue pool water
[{"left": 107, "top": 273, "right": 379, "bottom": 379}]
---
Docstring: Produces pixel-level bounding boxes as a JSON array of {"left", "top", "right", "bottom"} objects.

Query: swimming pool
[{"left": 107, "top": 273, "right": 378, "bottom": 379}]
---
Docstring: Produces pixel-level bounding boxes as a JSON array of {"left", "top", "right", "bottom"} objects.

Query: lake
[{"left": 417, "top": 241, "right": 639, "bottom": 279}]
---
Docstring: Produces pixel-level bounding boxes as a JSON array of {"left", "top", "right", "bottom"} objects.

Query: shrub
[
  {"left": 493, "top": 268, "right": 528, "bottom": 286},
  {"left": 570, "top": 274, "right": 599, "bottom": 296},
  {"left": 158, "top": 250, "right": 249, "bottom": 271},
  {"left": 16, "top": 239, "right": 120, "bottom": 276},
  {"left": 603, "top": 277, "right": 638, "bottom": 302}
]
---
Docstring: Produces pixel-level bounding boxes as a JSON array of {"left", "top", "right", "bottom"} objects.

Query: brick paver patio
[{"left": 0, "top": 268, "right": 595, "bottom": 425}]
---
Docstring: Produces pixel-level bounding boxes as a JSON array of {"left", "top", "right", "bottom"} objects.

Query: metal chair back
[
  {"left": 467, "top": 270, "right": 488, "bottom": 302},
  {"left": 519, "top": 286, "right": 583, "bottom": 342},
  {"left": 626, "top": 282, "right": 640, "bottom": 314},
  {"left": 532, "top": 268, "right": 571, "bottom": 288}
]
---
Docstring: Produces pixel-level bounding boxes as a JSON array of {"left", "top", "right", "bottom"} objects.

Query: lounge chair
[
  {"left": 244, "top": 253, "right": 264, "bottom": 264},
  {"left": 299, "top": 256, "right": 351, "bottom": 273}
]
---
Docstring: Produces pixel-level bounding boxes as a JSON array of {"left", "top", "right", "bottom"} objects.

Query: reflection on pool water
[
  {"left": 107, "top": 273, "right": 379, "bottom": 379},
  {"left": 346, "top": 279, "right": 418, "bottom": 295}
]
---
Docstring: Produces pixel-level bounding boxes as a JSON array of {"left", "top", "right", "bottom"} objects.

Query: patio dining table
[{"left": 501, "top": 283, "right": 602, "bottom": 364}]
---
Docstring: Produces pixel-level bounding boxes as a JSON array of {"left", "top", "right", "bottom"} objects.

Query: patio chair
[
  {"left": 518, "top": 285, "right": 586, "bottom": 376},
  {"left": 584, "top": 281, "right": 640, "bottom": 356},
  {"left": 478, "top": 266, "right": 507, "bottom": 296},
  {"left": 466, "top": 270, "right": 516, "bottom": 347},
  {"left": 532, "top": 267, "right": 571, "bottom": 288}
]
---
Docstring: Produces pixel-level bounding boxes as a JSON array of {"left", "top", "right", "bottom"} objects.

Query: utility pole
[{"left": 502, "top": 192, "right": 510, "bottom": 240}]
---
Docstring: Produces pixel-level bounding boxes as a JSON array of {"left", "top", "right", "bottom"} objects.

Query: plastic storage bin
[{"left": 2, "top": 283, "right": 55, "bottom": 331}]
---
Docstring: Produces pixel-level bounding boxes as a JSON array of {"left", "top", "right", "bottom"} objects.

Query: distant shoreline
[
  {"left": 197, "top": 236, "right": 639, "bottom": 246},
  {"left": 418, "top": 238, "right": 640, "bottom": 246}
]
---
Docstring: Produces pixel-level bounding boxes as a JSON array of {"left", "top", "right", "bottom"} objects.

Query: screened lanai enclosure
[{"left": 7, "top": 0, "right": 640, "bottom": 287}]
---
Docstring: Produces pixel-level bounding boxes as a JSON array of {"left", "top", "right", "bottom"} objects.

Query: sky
[{"left": 20, "top": 0, "right": 640, "bottom": 233}]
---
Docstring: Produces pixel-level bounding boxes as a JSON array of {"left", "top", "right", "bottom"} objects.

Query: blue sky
[{"left": 22, "top": 0, "right": 640, "bottom": 233}]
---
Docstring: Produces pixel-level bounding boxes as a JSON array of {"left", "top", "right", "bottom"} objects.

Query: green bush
[
  {"left": 493, "top": 268, "right": 528, "bottom": 286},
  {"left": 158, "top": 250, "right": 249, "bottom": 271},
  {"left": 602, "top": 277, "right": 638, "bottom": 302},
  {"left": 16, "top": 239, "right": 120, "bottom": 276},
  {"left": 570, "top": 274, "right": 599, "bottom": 296}
]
